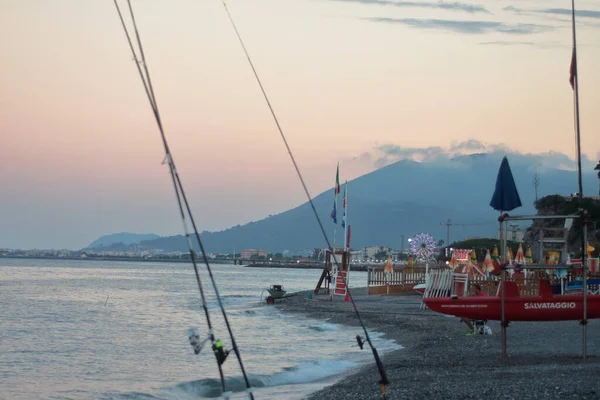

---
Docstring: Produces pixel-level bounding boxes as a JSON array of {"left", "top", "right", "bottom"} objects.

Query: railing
[
  {"left": 368, "top": 267, "right": 448, "bottom": 286},
  {"left": 368, "top": 267, "right": 600, "bottom": 297}
]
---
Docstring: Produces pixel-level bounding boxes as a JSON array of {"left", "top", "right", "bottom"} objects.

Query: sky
[{"left": 1, "top": 0, "right": 599, "bottom": 250}]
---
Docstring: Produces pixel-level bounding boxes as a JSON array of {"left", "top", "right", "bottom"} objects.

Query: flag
[
  {"left": 330, "top": 201, "right": 337, "bottom": 224},
  {"left": 334, "top": 162, "right": 340, "bottom": 195},
  {"left": 341, "top": 184, "right": 347, "bottom": 229},
  {"left": 570, "top": 48, "right": 576, "bottom": 90},
  {"left": 330, "top": 163, "right": 340, "bottom": 224}
]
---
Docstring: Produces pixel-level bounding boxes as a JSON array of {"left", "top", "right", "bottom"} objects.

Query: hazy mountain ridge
[
  {"left": 85, "top": 152, "right": 598, "bottom": 253},
  {"left": 87, "top": 233, "right": 160, "bottom": 249}
]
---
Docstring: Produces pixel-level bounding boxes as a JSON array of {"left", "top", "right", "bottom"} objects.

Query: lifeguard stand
[
  {"left": 314, "top": 250, "right": 350, "bottom": 298},
  {"left": 498, "top": 212, "right": 592, "bottom": 360}
]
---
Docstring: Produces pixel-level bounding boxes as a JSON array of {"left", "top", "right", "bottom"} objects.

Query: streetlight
[{"left": 440, "top": 219, "right": 451, "bottom": 246}]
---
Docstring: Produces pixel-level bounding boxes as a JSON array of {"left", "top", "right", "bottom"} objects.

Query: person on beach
[{"left": 461, "top": 284, "right": 487, "bottom": 335}]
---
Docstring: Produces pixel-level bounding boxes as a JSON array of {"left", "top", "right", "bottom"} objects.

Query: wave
[
  {"left": 106, "top": 359, "right": 358, "bottom": 399},
  {"left": 307, "top": 322, "right": 341, "bottom": 332},
  {"left": 100, "top": 391, "right": 168, "bottom": 400}
]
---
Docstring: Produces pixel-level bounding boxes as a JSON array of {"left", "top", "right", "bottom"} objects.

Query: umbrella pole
[
  {"left": 582, "top": 213, "right": 588, "bottom": 360},
  {"left": 500, "top": 213, "right": 507, "bottom": 361}
]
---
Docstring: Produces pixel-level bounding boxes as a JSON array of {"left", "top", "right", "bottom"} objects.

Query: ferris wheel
[{"left": 409, "top": 233, "right": 437, "bottom": 262}]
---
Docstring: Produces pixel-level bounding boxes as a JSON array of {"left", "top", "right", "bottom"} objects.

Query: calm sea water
[{"left": 0, "top": 259, "right": 400, "bottom": 400}]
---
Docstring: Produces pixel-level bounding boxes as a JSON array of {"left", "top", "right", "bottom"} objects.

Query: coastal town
[{"left": 0, "top": 244, "right": 420, "bottom": 265}]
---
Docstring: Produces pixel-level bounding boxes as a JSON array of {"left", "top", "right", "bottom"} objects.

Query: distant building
[
  {"left": 349, "top": 250, "right": 362, "bottom": 262},
  {"left": 362, "top": 246, "right": 389, "bottom": 260},
  {"left": 240, "top": 249, "right": 267, "bottom": 260},
  {"left": 499, "top": 226, "right": 526, "bottom": 243}
]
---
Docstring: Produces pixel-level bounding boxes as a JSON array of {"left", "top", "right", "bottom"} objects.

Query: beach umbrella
[
  {"left": 448, "top": 249, "right": 459, "bottom": 270},
  {"left": 505, "top": 247, "right": 513, "bottom": 266},
  {"left": 490, "top": 157, "right": 521, "bottom": 269},
  {"left": 515, "top": 243, "right": 526, "bottom": 266},
  {"left": 384, "top": 254, "right": 393, "bottom": 274},
  {"left": 483, "top": 249, "right": 494, "bottom": 273},
  {"left": 525, "top": 247, "right": 533, "bottom": 264},
  {"left": 463, "top": 249, "right": 485, "bottom": 276},
  {"left": 546, "top": 251, "right": 557, "bottom": 265},
  {"left": 587, "top": 243, "right": 595, "bottom": 258},
  {"left": 470, "top": 249, "right": 478, "bottom": 265},
  {"left": 490, "top": 157, "right": 522, "bottom": 213}
]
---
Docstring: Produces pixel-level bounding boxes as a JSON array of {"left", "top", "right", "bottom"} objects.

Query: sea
[{"left": 0, "top": 258, "right": 401, "bottom": 400}]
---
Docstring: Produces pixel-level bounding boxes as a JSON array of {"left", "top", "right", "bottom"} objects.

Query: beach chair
[
  {"left": 451, "top": 272, "right": 469, "bottom": 297},
  {"left": 565, "top": 281, "right": 583, "bottom": 295},
  {"left": 587, "top": 279, "right": 600, "bottom": 295},
  {"left": 565, "top": 279, "right": 600, "bottom": 295},
  {"left": 471, "top": 319, "right": 490, "bottom": 335}
]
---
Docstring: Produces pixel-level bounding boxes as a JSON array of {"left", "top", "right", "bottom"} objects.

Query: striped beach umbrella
[
  {"left": 384, "top": 254, "right": 393, "bottom": 274},
  {"left": 448, "top": 249, "right": 459, "bottom": 270},
  {"left": 483, "top": 249, "right": 494, "bottom": 273},
  {"left": 515, "top": 243, "right": 526, "bottom": 266}
]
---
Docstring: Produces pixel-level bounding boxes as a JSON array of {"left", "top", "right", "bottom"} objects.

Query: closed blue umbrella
[
  {"left": 492, "top": 157, "right": 522, "bottom": 358},
  {"left": 490, "top": 157, "right": 522, "bottom": 212}
]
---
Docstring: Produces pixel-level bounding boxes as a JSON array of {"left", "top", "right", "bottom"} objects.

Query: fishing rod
[
  {"left": 218, "top": 1, "right": 389, "bottom": 397},
  {"left": 112, "top": 1, "right": 254, "bottom": 399}
]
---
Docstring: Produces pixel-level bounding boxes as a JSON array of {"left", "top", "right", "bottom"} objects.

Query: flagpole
[
  {"left": 571, "top": 0, "right": 583, "bottom": 197},
  {"left": 331, "top": 162, "right": 340, "bottom": 251},
  {"left": 571, "top": 0, "right": 588, "bottom": 360},
  {"left": 344, "top": 181, "right": 348, "bottom": 251},
  {"left": 333, "top": 222, "right": 337, "bottom": 251}
]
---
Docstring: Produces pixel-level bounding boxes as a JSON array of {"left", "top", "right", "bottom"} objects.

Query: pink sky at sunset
[{"left": 1, "top": 0, "right": 599, "bottom": 249}]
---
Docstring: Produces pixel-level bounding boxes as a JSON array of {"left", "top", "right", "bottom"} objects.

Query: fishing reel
[
  {"left": 212, "top": 339, "right": 230, "bottom": 366},
  {"left": 355, "top": 335, "right": 365, "bottom": 350},
  {"left": 188, "top": 328, "right": 209, "bottom": 355}
]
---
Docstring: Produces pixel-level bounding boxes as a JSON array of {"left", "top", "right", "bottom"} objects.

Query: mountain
[
  {"left": 117, "top": 152, "right": 598, "bottom": 254},
  {"left": 87, "top": 233, "right": 161, "bottom": 249}
]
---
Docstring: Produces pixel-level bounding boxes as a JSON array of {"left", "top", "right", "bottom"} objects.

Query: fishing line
[
  {"left": 113, "top": 1, "right": 254, "bottom": 398},
  {"left": 219, "top": 0, "right": 389, "bottom": 396}
]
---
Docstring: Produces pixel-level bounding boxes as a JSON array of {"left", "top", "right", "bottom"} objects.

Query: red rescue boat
[{"left": 423, "top": 279, "right": 600, "bottom": 321}]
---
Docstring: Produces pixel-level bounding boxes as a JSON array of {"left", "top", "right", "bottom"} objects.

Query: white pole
[{"left": 344, "top": 180, "right": 348, "bottom": 251}]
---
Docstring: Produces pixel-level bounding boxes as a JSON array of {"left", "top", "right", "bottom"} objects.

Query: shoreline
[
  {"left": 245, "top": 262, "right": 372, "bottom": 271},
  {"left": 275, "top": 287, "right": 600, "bottom": 399},
  {"left": 0, "top": 255, "right": 234, "bottom": 264},
  {"left": 0, "top": 256, "right": 378, "bottom": 271}
]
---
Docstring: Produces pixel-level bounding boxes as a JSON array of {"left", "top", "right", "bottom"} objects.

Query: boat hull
[
  {"left": 423, "top": 295, "right": 600, "bottom": 321},
  {"left": 413, "top": 283, "right": 426, "bottom": 295}
]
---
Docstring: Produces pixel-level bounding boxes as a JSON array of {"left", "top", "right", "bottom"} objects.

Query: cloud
[
  {"left": 332, "top": 0, "right": 490, "bottom": 14},
  {"left": 479, "top": 41, "right": 564, "bottom": 49},
  {"left": 480, "top": 40, "right": 536, "bottom": 46},
  {"left": 504, "top": 6, "right": 600, "bottom": 20},
  {"left": 357, "top": 139, "right": 596, "bottom": 171},
  {"left": 366, "top": 17, "right": 554, "bottom": 35},
  {"left": 541, "top": 8, "right": 600, "bottom": 20},
  {"left": 449, "top": 139, "right": 487, "bottom": 152},
  {"left": 502, "top": 6, "right": 522, "bottom": 13}
]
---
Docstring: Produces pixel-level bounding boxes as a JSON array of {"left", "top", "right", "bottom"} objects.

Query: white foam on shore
[{"left": 269, "top": 310, "right": 404, "bottom": 399}]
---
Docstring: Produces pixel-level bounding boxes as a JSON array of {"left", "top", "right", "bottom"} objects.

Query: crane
[{"left": 440, "top": 219, "right": 494, "bottom": 246}]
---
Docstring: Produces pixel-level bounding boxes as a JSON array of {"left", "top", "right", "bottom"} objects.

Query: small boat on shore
[
  {"left": 261, "top": 284, "right": 294, "bottom": 304},
  {"left": 413, "top": 283, "right": 427, "bottom": 295},
  {"left": 423, "top": 279, "right": 600, "bottom": 321}
]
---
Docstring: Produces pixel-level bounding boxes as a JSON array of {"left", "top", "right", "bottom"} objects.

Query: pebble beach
[{"left": 276, "top": 288, "right": 600, "bottom": 400}]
